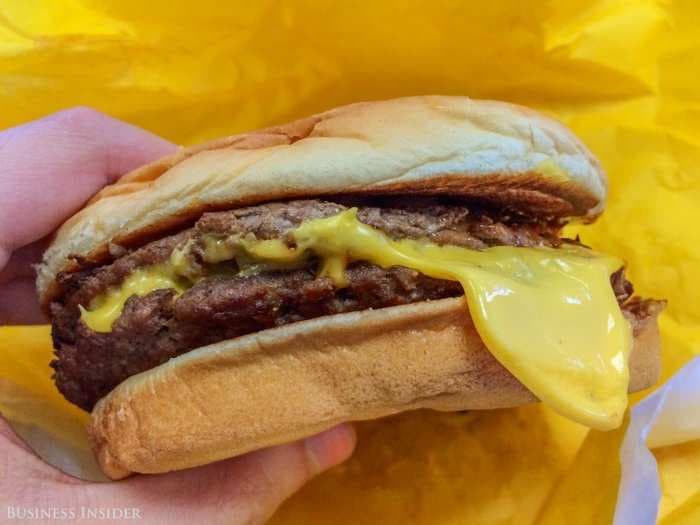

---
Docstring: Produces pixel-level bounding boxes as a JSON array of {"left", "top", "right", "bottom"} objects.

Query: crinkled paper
[{"left": 0, "top": 1, "right": 698, "bottom": 523}]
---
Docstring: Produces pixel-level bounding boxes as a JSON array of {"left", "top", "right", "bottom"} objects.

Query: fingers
[
  {"left": 2, "top": 412, "right": 355, "bottom": 525},
  {"left": 0, "top": 110, "right": 354, "bottom": 524},
  {"left": 0, "top": 413, "right": 78, "bottom": 487},
  {"left": 0, "top": 106, "right": 177, "bottom": 261},
  {"left": 0, "top": 414, "right": 91, "bottom": 524},
  {"left": 0, "top": 107, "right": 177, "bottom": 324},
  {"left": 0, "top": 413, "right": 34, "bottom": 455},
  {"left": 104, "top": 425, "right": 356, "bottom": 525}
]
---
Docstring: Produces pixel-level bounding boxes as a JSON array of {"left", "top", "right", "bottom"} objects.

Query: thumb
[{"left": 97, "top": 424, "right": 356, "bottom": 525}]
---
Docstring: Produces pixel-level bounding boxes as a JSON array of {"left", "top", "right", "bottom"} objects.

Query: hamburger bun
[
  {"left": 38, "top": 96, "right": 606, "bottom": 309},
  {"left": 37, "top": 97, "right": 658, "bottom": 480},
  {"left": 89, "top": 297, "right": 661, "bottom": 480}
]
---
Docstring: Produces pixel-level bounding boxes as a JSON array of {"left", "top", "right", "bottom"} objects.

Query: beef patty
[{"left": 50, "top": 198, "right": 654, "bottom": 411}]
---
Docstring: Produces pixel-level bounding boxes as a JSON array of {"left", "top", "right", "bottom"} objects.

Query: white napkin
[{"left": 614, "top": 357, "right": 700, "bottom": 524}]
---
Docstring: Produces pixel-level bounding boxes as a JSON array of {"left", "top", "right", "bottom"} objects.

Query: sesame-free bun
[
  {"left": 88, "top": 297, "right": 660, "bottom": 480},
  {"left": 39, "top": 96, "right": 623, "bottom": 479},
  {"left": 37, "top": 96, "right": 606, "bottom": 308}
]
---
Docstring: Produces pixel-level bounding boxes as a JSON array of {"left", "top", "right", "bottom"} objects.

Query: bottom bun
[{"left": 88, "top": 297, "right": 661, "bottom": 479}]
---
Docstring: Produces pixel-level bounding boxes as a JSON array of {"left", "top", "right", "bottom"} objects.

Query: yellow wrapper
[{"left": 1, "top": 1, "right": 699, "bottom": 523}]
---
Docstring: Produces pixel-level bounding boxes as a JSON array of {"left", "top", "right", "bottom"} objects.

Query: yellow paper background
[{"left": 1, "top": 1, "right": 699, "bottom": 523}]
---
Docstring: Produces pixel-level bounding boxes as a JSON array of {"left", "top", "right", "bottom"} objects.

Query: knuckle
[
  {"left": 49, "top": 106, "right": 107, "bottom": 130},
  {"left": 235, "top": 442, "right": 314, "bottom": 506}
]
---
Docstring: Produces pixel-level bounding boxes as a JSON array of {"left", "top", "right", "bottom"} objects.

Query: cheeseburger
[{"left": 38, "top": 96, "right": 664, "bottom": 479}]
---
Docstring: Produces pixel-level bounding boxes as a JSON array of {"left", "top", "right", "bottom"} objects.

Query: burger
[{"left": 37, "top": 96, "right": 664, "bottom": 479}]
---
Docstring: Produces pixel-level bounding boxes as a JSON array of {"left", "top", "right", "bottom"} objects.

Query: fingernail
[{"left": 304, "top": 424, "right": 357, "bottom": 473}]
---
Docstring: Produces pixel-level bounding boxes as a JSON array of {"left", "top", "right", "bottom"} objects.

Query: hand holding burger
[
  {"left": 0, "top": 108, "right": 355, "bottom": 524},
  {"left": 36, "top": 97, "right": 662, "bottom": 479}
]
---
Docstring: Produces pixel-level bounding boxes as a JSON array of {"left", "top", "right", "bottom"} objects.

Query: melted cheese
[
  {"left": 80, "top": 208, "right": 631, "bottom": 430},
  {"left": 80, "top": 265, "right": 185, "bottom": 333}
]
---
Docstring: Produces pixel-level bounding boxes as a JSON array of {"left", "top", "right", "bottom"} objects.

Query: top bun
[{"left": 37, "top": 96, "right": 606, "bottom": 306}]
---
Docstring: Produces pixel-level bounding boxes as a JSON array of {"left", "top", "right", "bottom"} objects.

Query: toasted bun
[
  {"left": 88, "top": 297, "right": 660, "bottom": 480},
  {"left": 38, "top": 96, "right": 605, "bottom": 308}
]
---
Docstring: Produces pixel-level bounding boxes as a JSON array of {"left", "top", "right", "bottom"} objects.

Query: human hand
[{"left": 0, "top": 108, "right": 356, "bottom": 524}]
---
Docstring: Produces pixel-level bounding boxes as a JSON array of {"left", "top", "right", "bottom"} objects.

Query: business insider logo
[{"left": 4, "top": 506, "right": 142, "bottom": 521}]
